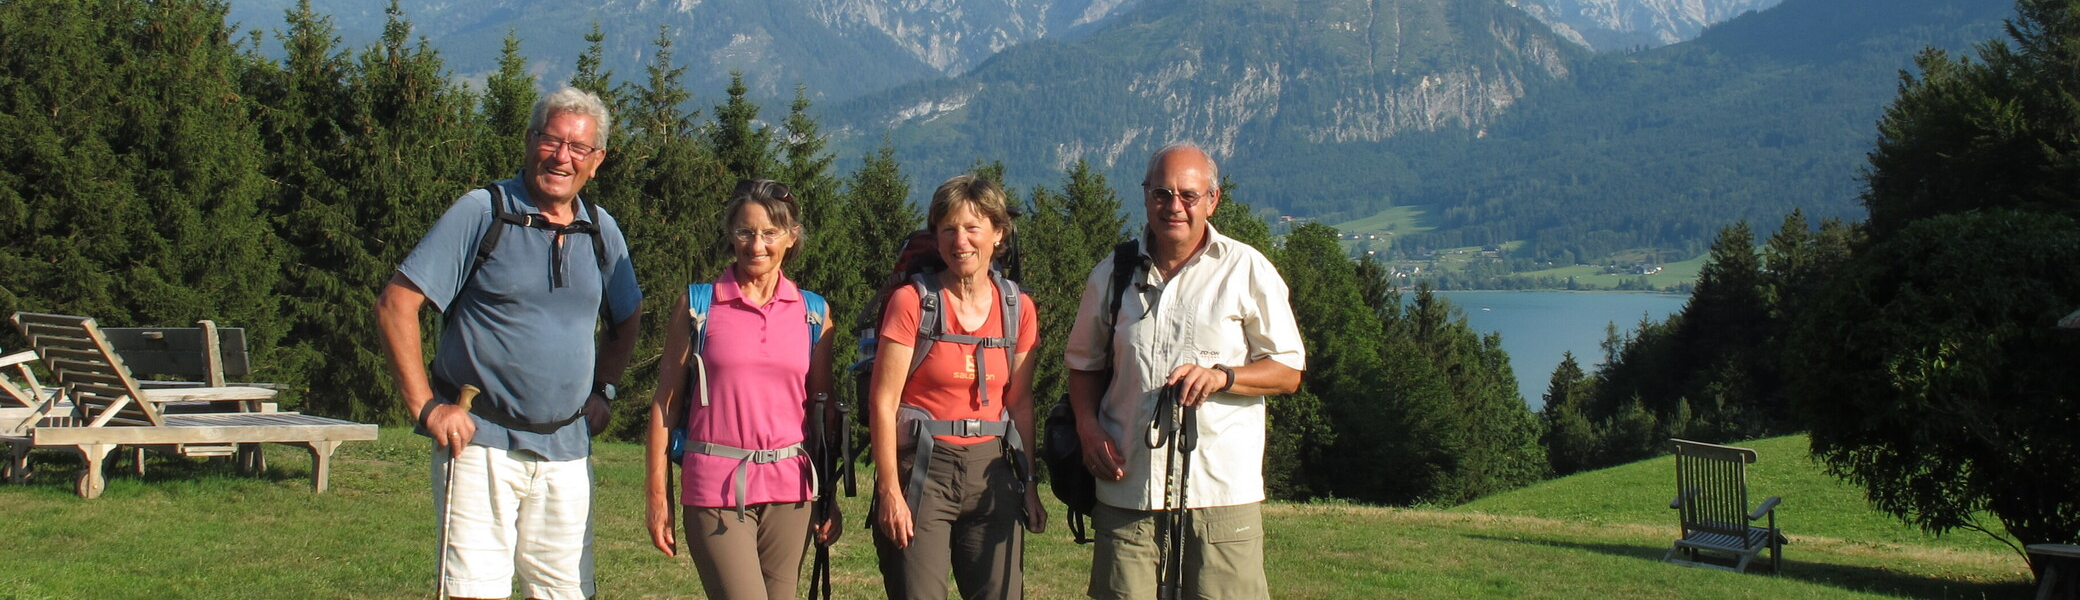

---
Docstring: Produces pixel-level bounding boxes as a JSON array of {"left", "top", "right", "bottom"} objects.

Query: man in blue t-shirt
[{"left": 376, "top": 86, "right": 642, "bottom": 600}]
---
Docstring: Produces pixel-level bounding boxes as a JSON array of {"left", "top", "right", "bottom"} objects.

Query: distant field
[
  {"left": 1521, "top": 254, "right": 1706, "bottom": 288},
  {"left": 1333, "top": 205, "right": 1436, "bottom": 235},
  {"left": 0, "top": 430, "right": 2033, "bottom": 599}
]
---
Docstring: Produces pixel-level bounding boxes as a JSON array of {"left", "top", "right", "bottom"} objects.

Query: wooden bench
[
  {"left": 2033, "top": 544, "right": 2080, "bottom": 600},
  {"left": 11, "top": 312, "right": 377, "bottom": 498},
  {"left": 1665, "top": 438, "right": 1785, "bottom": 573}
]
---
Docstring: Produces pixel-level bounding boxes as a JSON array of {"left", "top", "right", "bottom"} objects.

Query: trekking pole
[
  {"left": 809, "top": 392, "right": 834, "bottom": 600},
  {"left": 1152, "top": 383, "right": 1186, "bottom": 600},
  {"left": 1174, "top": 398, "right": 1199, "bottom": 595},
  {"left": 434, "top": 384, "right": 479, "bottom": 600}
]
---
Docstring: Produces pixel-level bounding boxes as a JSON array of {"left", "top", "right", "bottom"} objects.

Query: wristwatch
[
  {"left": 1213, "top": 364, "right": 1236, "bottom": 394},
  {"left": 593, "top": 381, "right": 618, "bottom": 401}
]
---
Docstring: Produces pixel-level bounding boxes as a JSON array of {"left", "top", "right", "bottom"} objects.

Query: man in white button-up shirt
[{"left": 1064, "top": 144, "right": 1306, "bottom": 600}]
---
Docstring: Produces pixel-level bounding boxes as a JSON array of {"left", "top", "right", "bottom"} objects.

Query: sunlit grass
[{"left": 0, "top": 430, "right": 2032, "bottom": 599}]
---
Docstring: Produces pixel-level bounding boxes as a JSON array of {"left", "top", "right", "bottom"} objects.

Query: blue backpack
[{"left": 665, "top": 283, "right": 827, "bottom": 460}]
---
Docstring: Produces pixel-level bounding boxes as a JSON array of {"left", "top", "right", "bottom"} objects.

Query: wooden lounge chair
[
  {"left": 101, "top": 320, "right": 281, "bottom": 470},
  {"left": 11, "top": 312, "right": 377, "bottom": 498},
  {"left": 0, "top": 349, "right": 75, "bottom": 481},
  {"left": 1666, "top": 438, "right": 1785, "bottom": 573}
]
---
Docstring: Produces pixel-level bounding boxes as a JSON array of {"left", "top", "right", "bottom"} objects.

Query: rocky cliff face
[
  {"left": 1513, "top": 0, "right": 1785, "bottom": 50},
  {"left": 226, "top": 0, "right": 1143, "bottom": 101},
  {"left": 847, "top": 0, "right": 1581, "bottom": 175},
  {"left": 805, "top": 0, "right": 1139, "bottom": 74}
]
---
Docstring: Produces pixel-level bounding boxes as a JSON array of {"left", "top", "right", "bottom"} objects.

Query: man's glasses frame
[
  {"left": 1142, "top": 184, "right": 1214, "bottom": 209},
  {"left": 531, "top": 130, "right": 601, "bottom": 159}
]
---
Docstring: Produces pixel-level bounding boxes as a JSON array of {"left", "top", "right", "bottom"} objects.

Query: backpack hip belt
[
  {"left": 684, "top": 440, "right": 813, "bottom": 521},
  {"left": 896, "top": 404, "right": 1026, "bottom": 519}
]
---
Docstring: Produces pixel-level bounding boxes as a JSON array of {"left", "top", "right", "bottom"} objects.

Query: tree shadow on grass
[
  {"left": 5, "top": 445, "right": 314, "bottom": 497},
  {"left": 1461, "top": 533, "right": 2031, "bottom": 599}
]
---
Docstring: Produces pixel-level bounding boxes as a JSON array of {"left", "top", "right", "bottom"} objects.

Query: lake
[{"left": 1432, "top": 291, "right": 1691, "bottom": 409}]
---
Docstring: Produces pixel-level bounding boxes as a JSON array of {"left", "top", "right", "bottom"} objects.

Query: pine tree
[
  {"left": 601, "top": 27, "right": 730, "bottom": 435},
  {"left": 777, "top": 85, "right": 863, "bottom": 408},
  {"left": 478, "top": 30, "right": 536, "bottom": 179},
  {"left": 0, "top": 0, "right": 282, "bottom": 355},
  {"left": 1539, "top": 352, "right": 1601, "bottom": 475},
  {"left": 568, "top": 23, "right": 613, "bottom": 100},
  {"left": 277, "top": 0, "right": 485, "bottom": 420},
  {"left": 711, "top": 71, "right": 773, "bottom": 181},
  {"left": 1022, "top": 160, "right": 1127, "bottom": 412}
]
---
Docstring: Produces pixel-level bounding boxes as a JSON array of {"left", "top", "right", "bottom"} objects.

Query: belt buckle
[{"left": 753, "top": 449, "right": 779, "bottom": 463}]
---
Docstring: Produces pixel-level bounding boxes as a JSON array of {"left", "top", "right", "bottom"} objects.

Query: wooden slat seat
[
  {"left": 9, "top": 312, "right": 377, "bottom": 498},
  {"left": 1665, "top": 438, "right": 1786, "bottom": 574}
]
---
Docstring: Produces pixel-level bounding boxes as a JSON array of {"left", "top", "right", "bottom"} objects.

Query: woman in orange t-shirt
[{"left": 869, "top": 174, "right": 1046, "bottom": 600}]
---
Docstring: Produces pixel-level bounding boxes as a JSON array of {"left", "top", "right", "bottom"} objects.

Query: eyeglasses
[
  {"left": 531, "top": 130, "right": 601, "bottom": 159},
  {"left": 731, "top": 227, "right": 791, "bottom": 244},
  {"left": 1143, "top": 185, "right": 1213, "bottom": 208}
]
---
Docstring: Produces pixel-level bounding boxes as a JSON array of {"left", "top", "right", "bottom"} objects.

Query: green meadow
[{"left": 0, "top": 432, "right": 2031, "bottom": 599}]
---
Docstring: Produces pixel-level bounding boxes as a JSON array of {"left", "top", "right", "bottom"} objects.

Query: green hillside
[
  {"left": 0, "top": 431, "right": 2032, "bottom": 598},
  {"left": 1458, "top": 435, "right": 2014, "bottom": 554}
]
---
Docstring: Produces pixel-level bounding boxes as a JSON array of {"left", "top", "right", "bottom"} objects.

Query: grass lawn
[{"left": 0, "top": 430, "right": 2033, "bottom": 599}]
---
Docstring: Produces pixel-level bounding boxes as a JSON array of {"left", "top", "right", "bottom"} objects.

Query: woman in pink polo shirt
[
  {"left": 869, "top": 174, "right": 1046, "bottom": 600},
  {"left": 644, "top": 179, "right": 840, "bottom": 600}
]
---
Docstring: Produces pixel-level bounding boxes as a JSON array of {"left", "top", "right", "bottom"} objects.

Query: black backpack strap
[
  {"left": 460, "top": 185, "right": 613, "bottom": 293},
  {"left": 581, "top": 197, "right": 608, "bottom": 272},
  {"left": 1103, "top": 239, "right": 1142, "bottom": 363},
  {"left": 465, "top": 184, "right": 509, "bottom": 300}
]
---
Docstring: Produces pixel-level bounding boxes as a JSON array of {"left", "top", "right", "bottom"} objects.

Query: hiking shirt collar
[
  {"left": 1139, "top": 223, "right": 1232, "bottom": 283},
  {"left": 715, "top": 265, "right": 801, "bottom": 311}
]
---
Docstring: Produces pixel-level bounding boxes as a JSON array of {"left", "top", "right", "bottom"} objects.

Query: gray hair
[
  {"left": 723, "top": 179, "right": 805, "bottom": 265},
  {"left": 529, "top": 86, "right": 612, "bottom": 148},
  {"left": 1142, "top": 143, "right": 1218, "bottom": 190}
]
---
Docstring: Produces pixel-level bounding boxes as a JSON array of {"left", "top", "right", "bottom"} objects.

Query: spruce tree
[
  {"left": 1539, "top": 352, "right": 1601, "bottom": 475},
  {"left": 777, "top": 85, "right": 864, "bottom": 412},
  {"left": 479, "top": 30, "right": 536, "bottom": 179},
  {"left": 711, "top": 71, "right": 774, "bottom": 181},
  {"left": 602, "top": 27, "right": 730, "bottom": 435},
  {"left": 0, "top": 0, "right": 282, "bottom": 389},
  {"left": 283, "top": 0, "right": 484, "bottom": 420}
]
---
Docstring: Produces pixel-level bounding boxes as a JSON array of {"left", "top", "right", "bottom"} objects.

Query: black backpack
[
  {"left": 1041, "top": 239, "right": 1141, "bottom": 544},
  {"left": 463, "top": 183, "right": 608, "bottom": 293}
]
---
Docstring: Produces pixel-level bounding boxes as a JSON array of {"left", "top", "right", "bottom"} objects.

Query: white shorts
[{"left": 433, "top": 444, "right": 595, "bottom": 600}]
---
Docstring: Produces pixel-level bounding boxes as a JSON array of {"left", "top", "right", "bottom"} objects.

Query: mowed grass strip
[{"left": 0, "top": 431, "right": 2032, "bottom": 599}]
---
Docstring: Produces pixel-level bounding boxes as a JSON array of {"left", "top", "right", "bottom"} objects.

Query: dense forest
[
  {"left": 1536, "top": 0, "right": 2080, "bottom": 549},
  {"left": 0, "top": 0, "right": 1546, "bottom": 506}
]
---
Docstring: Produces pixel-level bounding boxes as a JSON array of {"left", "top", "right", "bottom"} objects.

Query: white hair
[{"left": 529, "top": 86, "right": 612, "bottom": 148}]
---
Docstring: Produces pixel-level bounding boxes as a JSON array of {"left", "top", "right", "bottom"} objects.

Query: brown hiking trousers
[{"left": 873, "top": 441, "right": 1026, "bottom": 600}]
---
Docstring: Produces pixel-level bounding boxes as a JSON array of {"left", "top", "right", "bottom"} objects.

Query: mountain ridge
[{"left": 828, "top": 0, "right": 2013, "bottom": 266}]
